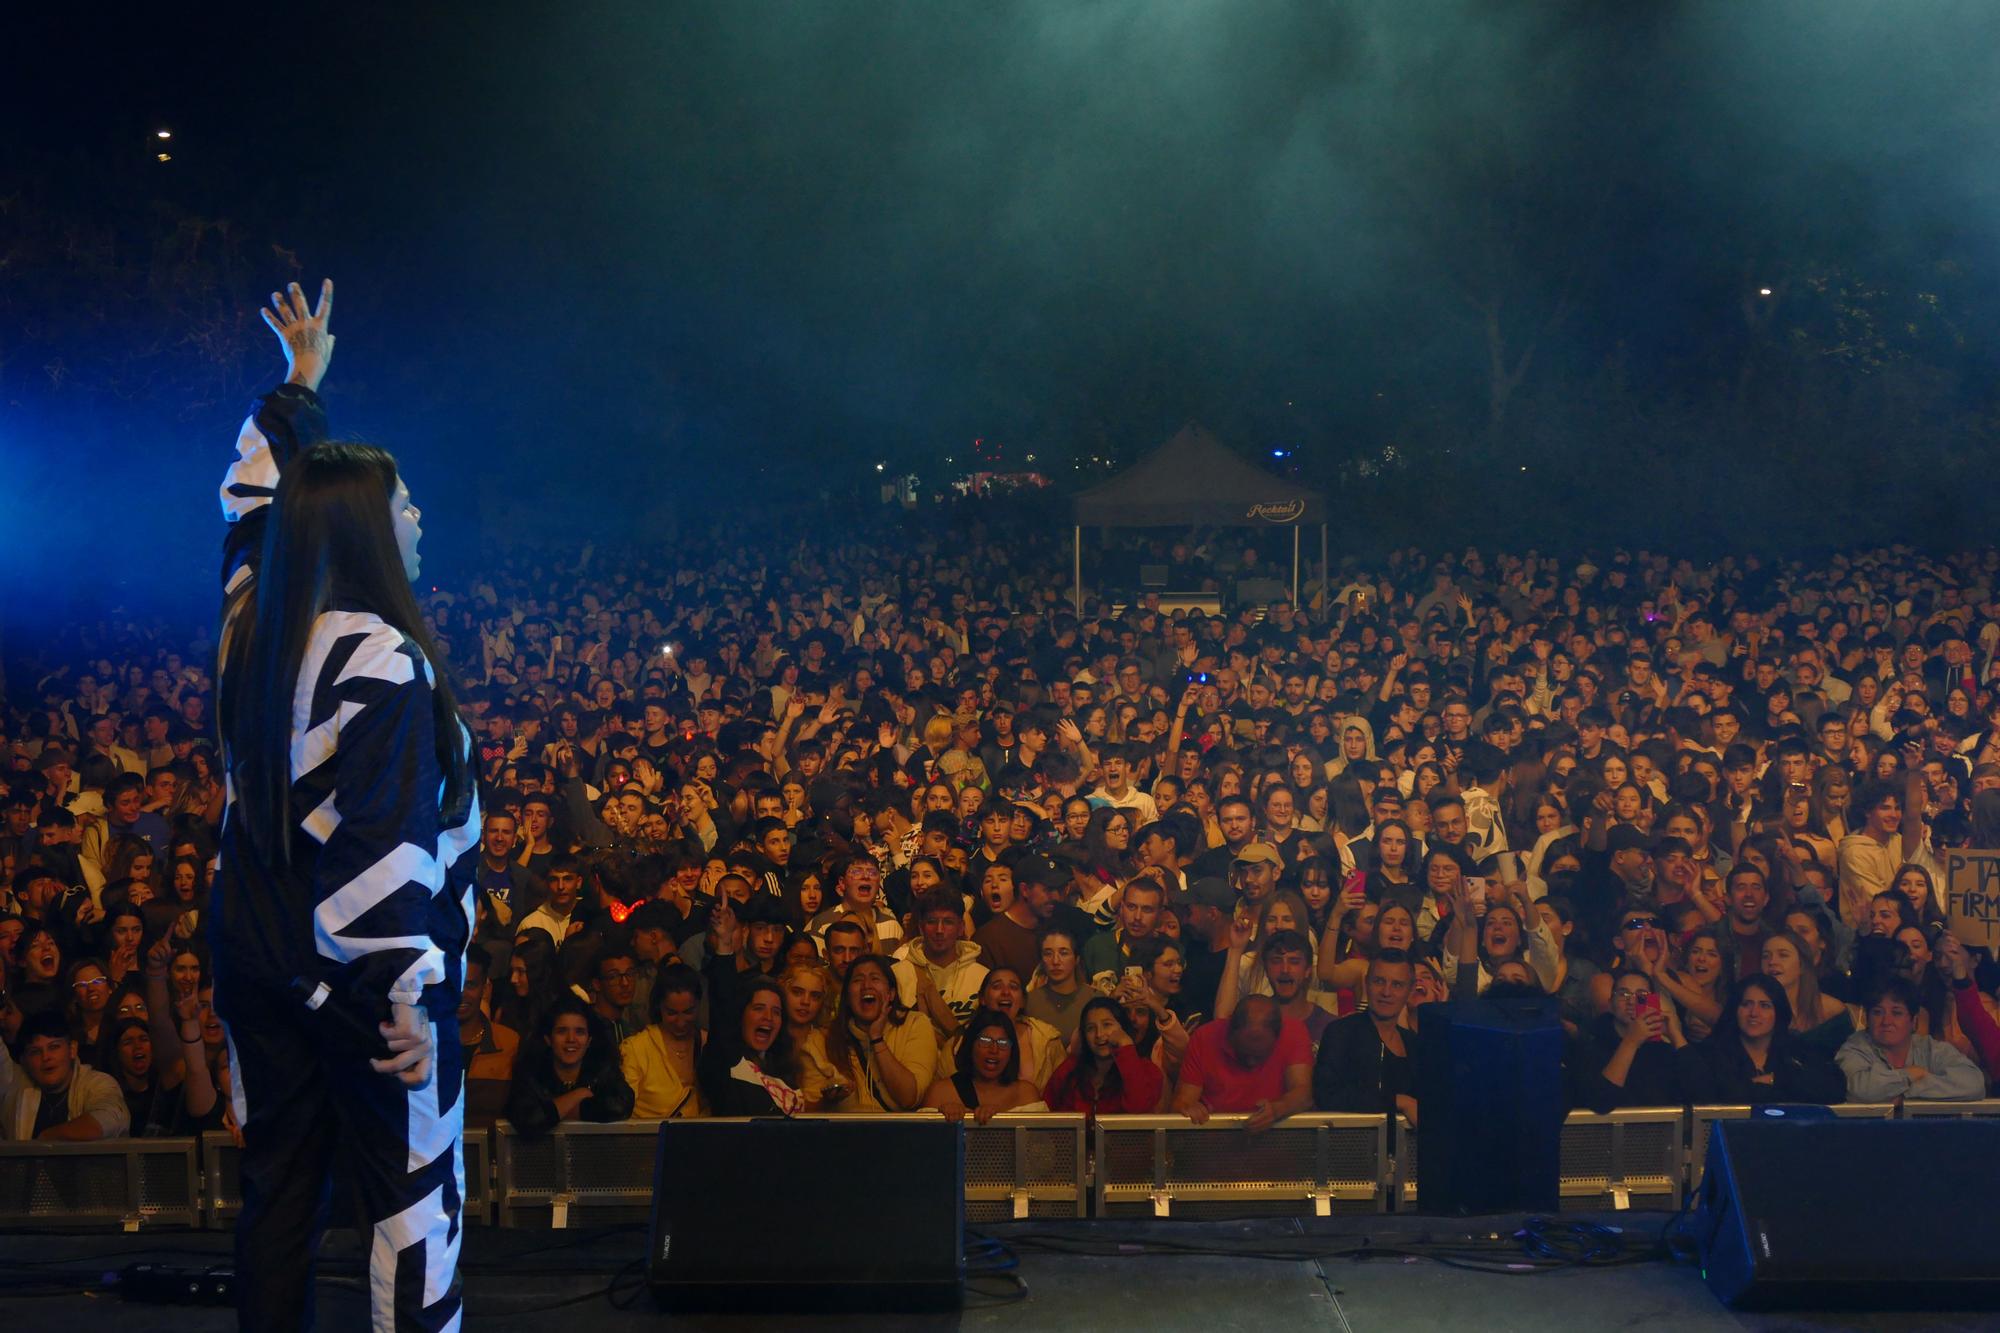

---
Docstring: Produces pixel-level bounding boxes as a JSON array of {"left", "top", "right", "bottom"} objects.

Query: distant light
[
  {"left": 156, "top": 129, "right": 172, "bottom": 140},
  {"left": 874, "top": 463, "right": 885, "bottom": 472},
  {"left": 1271, "top": 449, "right": 1289, "bottom": 458},
  {"left": 1758, "top": 287, "right": 1773, "bottom": 297},
  {"left": 156, "top": 152, "right": 172, "bottom": 162},
  {"left": 1025, "top": 453, "right": 1036, "bottom": 463},
  {"left": 1520, "top": 466, "right": 1529, "bottom": 472}
]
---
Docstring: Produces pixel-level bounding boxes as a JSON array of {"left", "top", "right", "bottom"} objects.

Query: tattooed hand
[{"left": 262, "top": 278, "right": 335, "bottom": 392}]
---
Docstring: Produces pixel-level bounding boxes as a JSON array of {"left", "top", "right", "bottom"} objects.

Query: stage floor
[{"left": 7, "top": 1215, "right": 1992, "bottom": 1331}]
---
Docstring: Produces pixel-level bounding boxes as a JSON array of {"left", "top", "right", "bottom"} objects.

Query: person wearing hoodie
[
  {"left": 2, "top": 1008, "right": 130, "bottom": 1140},
  {"left": 893, "top": 891, "right": 989, "bottom": 1036},
  {"left": 1836, "top": 977, "right": 1986, "bottom": 1103}
]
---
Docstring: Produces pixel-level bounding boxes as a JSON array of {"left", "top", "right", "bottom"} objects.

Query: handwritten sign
[{"left": 1942, "top": 849, "right": 2000, "bottom": 950}]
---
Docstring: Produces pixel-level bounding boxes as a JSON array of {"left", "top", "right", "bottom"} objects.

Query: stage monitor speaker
[
  {"left": 647, "top": 1118, "right": 965, "bottom": 1312},
  {"left": 1414, "top": 994, "right": 1565, "bottom": 1214},
  {"left": 1698, "top": 1114, "right": 2000, "bottom": 1310}
]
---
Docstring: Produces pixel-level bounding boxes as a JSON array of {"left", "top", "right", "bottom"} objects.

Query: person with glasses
[
  {"left": 921, "top": 1008, "right": 1045, "bottom": 1123},
  {"left": 1587, "top": 907, "right": 1673, "bottom": 1015},
  {"left": 64, "top": 959, "right": 115, "bottom": 1052},
  {"left": 1572, "top": 968, "right": 1688, "bottom": 1112},
  {"left": 587, "top": 947, "right": 641, "bottom": 1046}
]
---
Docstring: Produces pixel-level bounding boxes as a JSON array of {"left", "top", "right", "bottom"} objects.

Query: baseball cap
[
  {"left": 1173, "top": 876, "right": 1237, "bottom": 910},
  {"left": 1011, "top": 853, "right": 1059, "bottom": 888},
  {"left": 1232, "top": 842, "right": 1283, "bottom": 867}
]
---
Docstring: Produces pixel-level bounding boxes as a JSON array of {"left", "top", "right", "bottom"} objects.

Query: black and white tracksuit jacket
[{"left": 213, "top": 382, "right": 481, "bottom": 1333}]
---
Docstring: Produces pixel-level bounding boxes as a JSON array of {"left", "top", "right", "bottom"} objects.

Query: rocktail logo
[{"left": 1246, "top": 500, "right": 1306, "bottom": 523}]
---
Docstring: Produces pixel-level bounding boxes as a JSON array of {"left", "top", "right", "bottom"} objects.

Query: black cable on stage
[{"left": 999, "top": 1218, "right": 1667, "bottom": 1277}]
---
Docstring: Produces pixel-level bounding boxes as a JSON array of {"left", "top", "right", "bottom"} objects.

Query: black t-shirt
[
  {"left": 1180, "top": 941, "right": 1229, "bottom": 1019},
  {"left": 33, "top": 1081, "right": 71, "bottom": 1137}
]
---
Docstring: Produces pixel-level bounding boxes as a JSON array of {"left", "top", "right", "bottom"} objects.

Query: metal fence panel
[
  {"left": 1397, "top": 1110, "right": 1685, "bottom": 1212},
  {"left": 1899, "top": 1097, "right": 2000, "bottom": 1120},
  {"left": 1093, "top": 1114, "right": 1388, "bottom": 1218},
  {"left": 496, "top": 1119, "right": 661, "bottom": 1228},
  {"left": 964, "top": 1114, "right": 1087, "bottom": 1221},
  {"left": 203, "top": 1128, "right": 491, "bottom": 1230},
  {"left": 0, "top": 1138, "right": 201, "bottom": 1230},
  {"left": 1557, "top": 1109, "right": 1683, "bottom": 1211}
]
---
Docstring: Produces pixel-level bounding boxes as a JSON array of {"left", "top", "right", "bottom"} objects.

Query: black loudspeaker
[
  {"left": 1698, "top": 1115, "right": 2000, "bottom": 1310},
  {"left": 647, "top": 1118, "right": 965, "bottom": 1311},
  {"left": 1414, "top": 995, "right": 1565, "bottom": 1214}
]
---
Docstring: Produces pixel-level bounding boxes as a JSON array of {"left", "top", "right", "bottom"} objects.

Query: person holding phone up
[{"left": 1571, "top": 967, "right": 1687, "bottom": 1113}]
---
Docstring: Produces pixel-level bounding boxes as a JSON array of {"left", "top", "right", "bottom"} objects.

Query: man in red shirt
[{"left": 1171, "top": 996, "right": 1313, "bottom": 1131}]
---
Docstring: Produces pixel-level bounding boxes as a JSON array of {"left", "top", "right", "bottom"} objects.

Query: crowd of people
[{"left": 7, "top": 517, "right": 1998, "bottom": 1148}]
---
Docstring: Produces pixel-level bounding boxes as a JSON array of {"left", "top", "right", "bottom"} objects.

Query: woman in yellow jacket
[
  {"left": 619, "top": 963, "right": 705, "bottom": 1119},
  {"left": 820, "top": 956, "right": 939, "bottom": 1111}
]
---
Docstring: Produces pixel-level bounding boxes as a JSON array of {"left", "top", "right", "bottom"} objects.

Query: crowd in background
[{"left": 6, "top": 523, "right": 1998, "bottom": 1144}]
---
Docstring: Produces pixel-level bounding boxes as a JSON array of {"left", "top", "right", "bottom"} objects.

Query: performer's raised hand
[{"left": 263, "top": 278, "right": 335, "bottom": 392}]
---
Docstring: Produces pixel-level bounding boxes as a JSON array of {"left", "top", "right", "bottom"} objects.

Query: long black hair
[
  {"left": 1045, "top": 996, "right": 1137, "bottom": 1107},
  {"left": 952, "top": 1007, "right": 1023, "bottom": 1105},
  {"left": 220, "top": 443, "right": 469, "bottom": 866}
]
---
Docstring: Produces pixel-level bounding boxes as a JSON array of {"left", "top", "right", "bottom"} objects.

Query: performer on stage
[{"left": 214, "top": 278, "right": 480, "bottom": 1331}]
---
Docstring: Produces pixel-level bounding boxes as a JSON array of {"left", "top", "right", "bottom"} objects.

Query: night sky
[{"left": 6, "top": 3, "right": 2000, "bottom": 623}]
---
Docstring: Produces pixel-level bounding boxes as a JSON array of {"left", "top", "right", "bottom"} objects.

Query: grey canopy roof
[{"left": 1072, "top": 422, "right": 1326, "bottom": 527}]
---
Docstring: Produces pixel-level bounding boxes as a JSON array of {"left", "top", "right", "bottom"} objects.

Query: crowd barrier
[
  {"left": 200, "top": 1129, "right": 494, "bottom": 1228},
  {"left": 1391, "top": 1108, "right": 1686, "bottom": 1211},
  {"left": 492, "top": 1114, "right": 1089, "bottom": 1227},
  {"left": 4, "top": 1100, "right": 1995, "bottom": 1230},
  {"left": 0, "top": 1135, "right": 202, "bottom": 1230},
  {"left": 1094, "top": 1114, "right": 1388, "bottom": 1218}
]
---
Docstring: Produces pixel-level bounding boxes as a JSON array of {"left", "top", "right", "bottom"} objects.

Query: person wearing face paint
[{"left": 1677, "top": 974, "right": 1844, "bottom": 1105}]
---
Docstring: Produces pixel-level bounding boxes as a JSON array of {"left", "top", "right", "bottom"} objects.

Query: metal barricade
[
  {"left": 201, "top": 1131, "right": 239, "bottom": 1227},
  {"left": 463, "top": 1128, "right": 493, "bottom": 1224},
  {"left": 1396, "top": 1109, "right": 1684, "bottom": 1212},
  {"left": 1093, "top": 1114, "right": 1389, "bottom": 1218},
  {"left": 1392, "top": 1115, "right": 1418, "bottom": 1210},
  {"left": 1558, "top": 1108, "right": 1684, "bottom": 1211},
  {"left": 494, "top": 1119, "right": 662, "bottom": 1228},
  {"left": 964, "top": 1114, "right": 1087, "bottom": 1221},
  {"left": 1685, "top": 1103, "right": 1897, "bottom": 1197},
  {"left": 1898, "top": 1097, "right": 2000, "bottom": 1120},
  {"left": 202, "top": 1128, "right": 491, "bottom": 1229},
  {"left": 497, "top": 1115, "right": 968, "bottom": 1228},
  {"left": 0, "top": 1137, "right": 202, "bottom": 1230}
]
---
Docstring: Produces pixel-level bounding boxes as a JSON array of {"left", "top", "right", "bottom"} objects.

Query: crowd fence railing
[{"left": 3, "top": 1099, "right": 1995, "bottom": 1230}]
